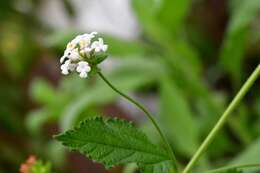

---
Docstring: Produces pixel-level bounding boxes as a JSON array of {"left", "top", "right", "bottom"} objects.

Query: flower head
[
  {"left": 19, "top": 155, "right": 37, "bottom": 173},
  {"left": 59, "top": 32, "right": 108, "bottom": 78}
]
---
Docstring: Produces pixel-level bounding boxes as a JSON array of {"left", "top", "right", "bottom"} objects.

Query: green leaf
[
  {"left": 206, "top": 164, "right": 260, "bottom": 173},
  {"left": 157, "top": 0, "right": 190, "bottom": 33},
  {"left": 159, "top": 75, "right": 199, "bottom": 156},
  {"left": 221, "top": 169, "right": 243, "bottom": 173},
  {"left": 30, "top": 79, "right": 57, "bottom": 105},
  {"left": 25, "top": 109, "right": 50, "bottom": 135},
  {"left": 229, "top": 138, "right": 260, "bottom": 173},
  {"left": 132, "top": 0, "right": 173, "bottom": 44},
  {"left": 220, "top": 0, "right": 260, "bottom": 83},
  {"left": 131, "top": 0, "right": 191, "bottom": 45},
  {"left": 210, "top": 168, "right": 243, "bottom": 173},
  {"left": 102, "top": 35, "right": 150, "bottom": 57},
  {"left": 55, "top": 117, "right": 170, "bottom": 169},
  {"left": 139, "top": 161, "right": 172, "bottom": 173},
  {"left": 166, "top": 39, "right": 202, "bottom": 77}
]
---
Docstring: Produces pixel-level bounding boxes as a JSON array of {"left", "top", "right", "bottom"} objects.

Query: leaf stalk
[{"left": 98, "top": 71, "right": 179, "bottom": 173}]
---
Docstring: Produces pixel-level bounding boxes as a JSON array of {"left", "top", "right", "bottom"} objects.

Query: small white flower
[
  {"left": 68, "top": 62, "right": 77, "bottom": 71},
  {"left": 79, "top": 71, "right": 88, "bottom": 78},
  {"left": 76, "top": 61, "right": 91, "bottom": 78},
  {"left": 64, "top": 49, "right": 81, "bottom": 61},
  {"left": 69, "top": 35, "right": 82, "bottom": 46},
  {"left": 81, "top": 32, "right": 97, "bottom": 41},
  {"left": 81, "top": 47, "right": 93, "bottom": 54},
  {"left": 60, "top": 60, "right": 77, "bottom": 75},
  {"left": 60, "top": 55, "right": 66, "bottom": 63},
  {"left": 59, "top": 32, "right": 108, "bottom": 78},
  {"left": 60, "top": 60, "right": 70, "bottom": 75},
  {"left": 78, "top": 32, "right": 98, "bottom": 49},
  {"left": 61, "top": 65, "right": 69, "bottom": 75},
  {"left": 91, "top": 38, "right": 108, "bottom": 53},
  {"left": 66, "top": 42, "right": 76, "bottom": 50}
]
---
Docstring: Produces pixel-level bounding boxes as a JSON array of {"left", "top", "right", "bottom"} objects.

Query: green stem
[
  {"left": 98, "top": 71, "right": 178, "bottom": 172},
  {"left": 205, "top": 163, "right": 260, "bottom": 173},
  {"left": 183, "top": 64, "right": 260, "bottom": 173}
]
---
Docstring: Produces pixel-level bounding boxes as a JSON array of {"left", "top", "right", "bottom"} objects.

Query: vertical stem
[
  {"left": 183, "top": 64, "right": 260, "bottom": 173},
  {"left": 98, "top": 71, "right": 178, "bottom": 172}
]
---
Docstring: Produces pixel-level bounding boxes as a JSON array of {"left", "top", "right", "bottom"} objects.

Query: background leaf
[
  {"left": 220, "top": 0, "right": 260, "bottom": 84},
  {"left": 157, "top": 0, "right": 190, "bottom": 34},
  {"left": 229, "top": 138, "right": 260, "bottom": 173},
  {"left": 159, "top": 75, "right": 199, "bottom": 156},
  {"left": 211, "top": 168, "right": 243, "bottom": 173}
]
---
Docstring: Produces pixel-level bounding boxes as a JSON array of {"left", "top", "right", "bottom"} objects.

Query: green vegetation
[{"left": 0, "top": 0, "right": 260, "bottom": 173}]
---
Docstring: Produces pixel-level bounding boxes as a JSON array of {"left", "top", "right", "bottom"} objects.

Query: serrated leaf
[{"left": 55, "top": 117, "right": 170, "bottom": 169}]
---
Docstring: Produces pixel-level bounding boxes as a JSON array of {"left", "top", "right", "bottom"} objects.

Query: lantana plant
[{"left": 55, "top": 32, "right": 260, "bottom": 173}]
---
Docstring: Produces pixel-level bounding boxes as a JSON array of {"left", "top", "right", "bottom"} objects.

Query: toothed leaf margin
[{"left": 55, "top": 117, "right": 171, "bottom": 171}]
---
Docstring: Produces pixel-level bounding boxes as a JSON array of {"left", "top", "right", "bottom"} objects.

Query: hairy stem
[
  {"left": 98, "top": 71, "right": 178, "bottom": 172},
  {"left": 183, "top": 64, "right": 260, "bottom": 173}
]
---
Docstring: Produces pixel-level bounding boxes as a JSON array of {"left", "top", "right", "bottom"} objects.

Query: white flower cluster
[{"left": 60, "top": 32, "right": 108, "bottom": 78}]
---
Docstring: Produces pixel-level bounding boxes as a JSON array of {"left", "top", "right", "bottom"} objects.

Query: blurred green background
[{"left": 0, "top": 0, "right": 260, "bottom": 173}]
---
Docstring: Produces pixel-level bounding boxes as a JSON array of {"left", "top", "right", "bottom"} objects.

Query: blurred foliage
[
  {"left": 29, "top": 161, "right": 52, "bottom": 173},
  {"left": 20, "top": 156, "right": 53, "bottom": 173},
  {"left": 0, "top": 0, "right": 260, "bottom": 173}
]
